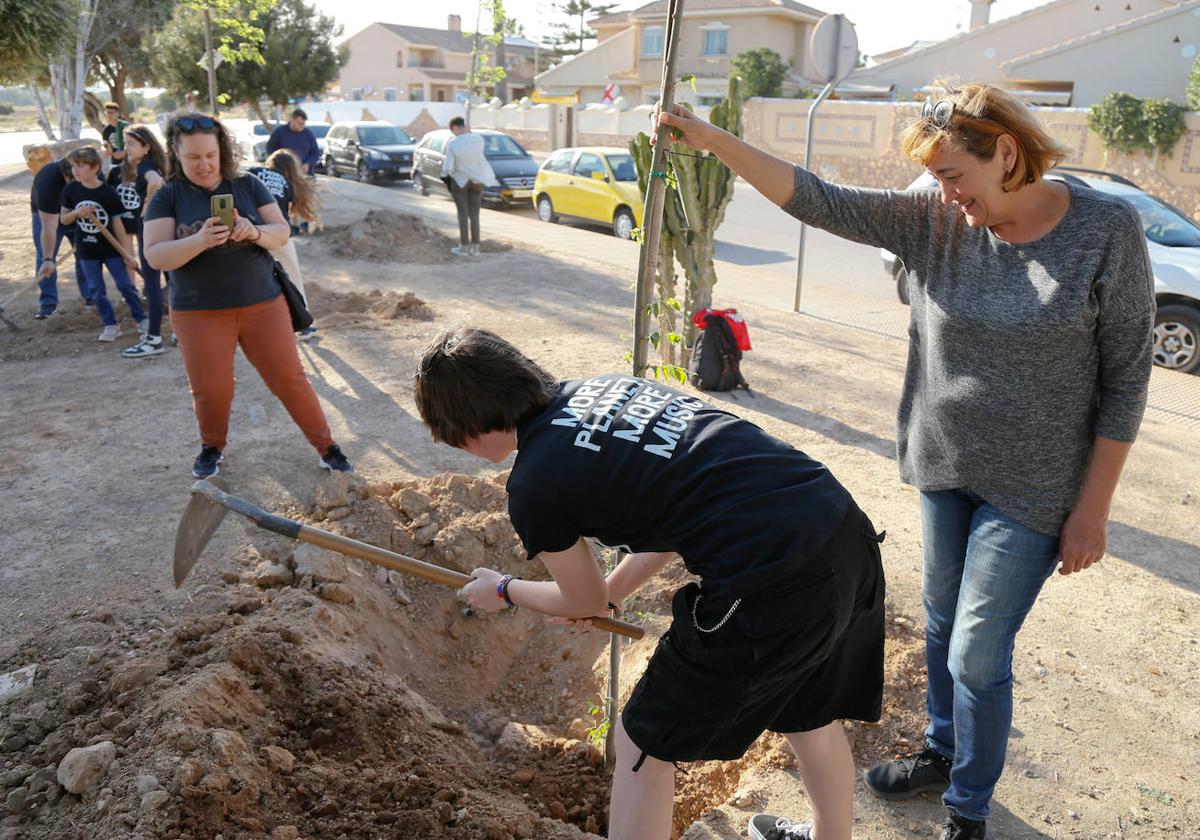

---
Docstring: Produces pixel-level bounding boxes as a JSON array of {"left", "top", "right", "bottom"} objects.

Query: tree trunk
[
  {"left": 29, "top": 82, "right": 58, "bottom": 141},
  {"left": 251, "top": 100, "right": 272, "bottom": 128}
]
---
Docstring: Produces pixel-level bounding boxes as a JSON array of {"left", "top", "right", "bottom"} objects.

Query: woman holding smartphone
[{"left": 143, "top": 113, "right": 353, "bottom": 479}]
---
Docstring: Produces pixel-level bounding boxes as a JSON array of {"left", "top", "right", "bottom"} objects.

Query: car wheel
[
  {"left": 613, "top": 207, "right": 635, "bottom": 240},
  {"left": 1153, "top": 304, "right": 1200, "bottom": 374},
  {"left": 325, "top": 157, "right": 339, "bottom": 178},
  {"left": 418, "top": 174, "right": 430, "bottom": 197},
  {"left": 537, "top": 195, "right": 558, "bottom": 223},
  {"left": 356, "top": 160, "right": 370, "bottom": 182},
  {"left": 894, "top": 259, "right": 910, "bottom": 305}
]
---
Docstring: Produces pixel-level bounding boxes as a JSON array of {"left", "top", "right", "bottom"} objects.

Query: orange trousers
[{"left": 171, "top": 295, "right": 334, "bottom": 453}]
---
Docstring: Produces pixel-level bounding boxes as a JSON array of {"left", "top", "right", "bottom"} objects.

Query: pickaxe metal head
[{"left": 173, "top": 477, "right": 230, "bottom": 588}]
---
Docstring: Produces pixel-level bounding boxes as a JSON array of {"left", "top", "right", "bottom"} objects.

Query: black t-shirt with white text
[
  {"left": 144, "top": 174, "right": 278, "bottom": 311},
  {"left": 248, "top": 166, "right": 292, "bottom": 224},
  {"left": 59, "top": 181, "right": 127, "bottom": 260},
  {"left": 507, "top": 375, "right": 852, "bottom": 600}
]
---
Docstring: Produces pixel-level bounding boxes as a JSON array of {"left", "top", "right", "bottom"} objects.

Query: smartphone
[{"left": 210, "top": 194, "right": 235, "bottom": 230}]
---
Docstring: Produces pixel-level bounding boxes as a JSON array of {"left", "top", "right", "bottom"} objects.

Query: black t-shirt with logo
[
  {"left": 59, "top": 180, "right": 128, "bottom": 260},
  {"left": 106, "top": 159, "right": 160, "bottom": 232},
  {"left": 507, "top": 375, "right": 852, "bottom": 600},
  {"left": 248, "top": 166, "right": 293, "bottom": 224},
  {"left": 143, "top": 174, "right": 278, "bottom": 311},
  {"left": 107, "top": 166, "right": 140, "bottom": 233}
]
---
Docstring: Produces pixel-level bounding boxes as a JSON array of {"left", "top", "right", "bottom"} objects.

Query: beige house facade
[
  {"left": 338, "top": 17, "right": 540, "bottom": 104},
  {"left": 533, "top": 0, "right": 829, "bottom": 106},
  {"left": 852, "top": 0, "right": 1197, "bottom": 106}
]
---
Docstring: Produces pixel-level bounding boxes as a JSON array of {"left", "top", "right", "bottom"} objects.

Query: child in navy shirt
[{"left": 59, "top": 146, "right": 143, "bottom": 341}]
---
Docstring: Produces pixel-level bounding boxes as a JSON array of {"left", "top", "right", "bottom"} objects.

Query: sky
[{"left": 310, "top": 0, "right": 1051, "bottom": 59}]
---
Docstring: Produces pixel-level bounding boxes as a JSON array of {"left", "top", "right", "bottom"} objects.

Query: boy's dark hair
[
  {"left": 67, "top": 146, "right": 102, "bottom": 170},
  {"left": 415, "top": 327, "right": 558, "bottom": 447},
  {"left": 291, "top": 108, "right": 307, "bottom": 120},
  {"left": 448, "top": 116, "right": 465, "bottom": 130}
]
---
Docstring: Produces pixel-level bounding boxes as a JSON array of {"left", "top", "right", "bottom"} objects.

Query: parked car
[
  {"left": 533, "top": 146, "right": 643, "bottom": 239},
  {"left": 246, "top": 121, "right": 331, "bottom": 173},
  {"left": 322, "top": 121, "right": 415, "bottom": 181},
  {"left": 882, "top": 168, "right": 1200, "bottom": 374},
  {"left": 412, "top": 129, "right": 540, "bottom": 207}
]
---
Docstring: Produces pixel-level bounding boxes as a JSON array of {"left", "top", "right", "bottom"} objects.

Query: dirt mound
[
  {"left": 316, "top": 210, "right": 512, "bottom": 264},
  {"left": 0, "top": 471, "right": 925, "bottom": 840},
  {"left": 0, "top": 297, "right": 168, "bottom": 363},
  {"left": 304, "top": 282, "right": 432, "bottom": 329}
]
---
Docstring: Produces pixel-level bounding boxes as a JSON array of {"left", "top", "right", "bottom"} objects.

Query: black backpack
[{"left": 688, "top": 314, "right": 749, "bottom": 392}]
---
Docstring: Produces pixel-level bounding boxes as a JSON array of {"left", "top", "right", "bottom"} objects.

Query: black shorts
[{"left": 621, "top": 504, "right": 885, "bottom": 764}]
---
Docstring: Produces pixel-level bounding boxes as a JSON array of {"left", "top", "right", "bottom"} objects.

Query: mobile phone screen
[{"left": 210, "top": 194, "right": 234, "bottom": 230}]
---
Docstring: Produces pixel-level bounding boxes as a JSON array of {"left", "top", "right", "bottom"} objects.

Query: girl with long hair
[
  {"left": 249, "top": 148, "right": 319, "bottom": 340},
  {"left": 116, "top": 124, "right": 169, "bottom": 357}
]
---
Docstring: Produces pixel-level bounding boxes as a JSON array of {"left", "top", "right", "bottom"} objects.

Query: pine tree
[{"left": 550, "top": 0, "right": 617, "bottom": 57}]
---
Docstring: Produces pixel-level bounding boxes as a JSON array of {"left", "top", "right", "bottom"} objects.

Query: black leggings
[{"left": 450, "top": 181, "right": 483, "bottom": 245}]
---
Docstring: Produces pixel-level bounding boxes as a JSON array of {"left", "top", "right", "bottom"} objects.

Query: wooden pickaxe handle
[
  {"left": 195, "top": 481, "right": 645, "bottom": 640},
  {"left": 91, "top": 216, "right": 141, "bottom": 275}
]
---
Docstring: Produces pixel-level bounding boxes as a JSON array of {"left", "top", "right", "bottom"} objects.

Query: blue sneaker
[
  {"left": 192, "top": 446, "right": 223, "bottom": 479},
  {"left": 34, "top": 304, "right": 56, "bottom": 319}
]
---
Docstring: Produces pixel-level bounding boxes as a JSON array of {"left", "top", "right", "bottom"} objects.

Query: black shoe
[
  {"left": 34, "top": 304, "right": 56, "bottom": 319},
  {"left": 319, "top": 444, "right": 353, "bottom": 473},
  {"left": 941, "top": 813, "right": 986, "bottom": 840},
  {"left": 863, "top": 746, "right": 952, "bottom": 801},
  {"left": 748, "top": 814, "right": 811, "bottom": 840},
  {"left": 192, "top": 446, "right": 223, "bottom": 479}
]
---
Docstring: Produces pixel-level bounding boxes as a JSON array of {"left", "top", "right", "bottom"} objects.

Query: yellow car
[{"left": 533, "top": 146, "right": 644, "bottom": 239}]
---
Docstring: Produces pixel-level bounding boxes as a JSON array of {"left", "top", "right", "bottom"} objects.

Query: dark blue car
[{"left": 323, "top": 121, "right": 415, "bottom": 182}]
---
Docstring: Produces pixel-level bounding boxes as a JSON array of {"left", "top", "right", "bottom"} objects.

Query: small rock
[
  {"left": 392, "top": 488, "right": 431, "bottom": 518},
  {"left": 229, "top": 597, "right": 261, "bottom": 615},
  {"left": 312, "top": 798, "right": 339, "bottom": 817},
  {"left": 210, "top": 729, "right": 248, "bottom": 767},
  {"left": 279, "top": 628, "right": 303, "bottom": 645},
  {"left": 140, "top": 789, "right": 169, "bottom": 811},
  {"left": 4, "top": 787, "right": 29, "bottom": 815},
  {"left": 314, "top": 470, "right": 359, "bottom": 512},
  {"left": 220, "top": 571, "right": 241, "bottom": 584},
  {"left": 271, "top": 828, "right": 301, "bottom": 840},
  {"left": 254, "top": 561, "right": 293, "bottom": 588},
  {"left": 174, "top": 758, "right": 206, "bottom": 788},
  {"left": 0, "top": 665, "right": 37, "bottom": 705},
  {"left": 512, "top": 767, "right": 535, "bottom": 784},
  {"left": 135, "top": 774, "right": 161, "bottom": 795},
  {"left": 292, "top": 545, "right": 347, "bottom": 583},
  {"left": 548, "top": 800, "right": 567, "bottom": 820},
  {"left": 566, "top": 718, "right": 588, "bottom": 741},
  {"left": 261, "top": 745, "right": 295, "bottom": 774},
  {"left": 325, "top": 505, "right": 353, "bottom": 522},
  {"left": 316, "top": 583, "right": 354, "bottom": 604},
  {"left": 99, "top": 710, "right": 124, "bottom": 729},
  {"left": 56, "top": 740, "right": 116, "bottom": 794}
]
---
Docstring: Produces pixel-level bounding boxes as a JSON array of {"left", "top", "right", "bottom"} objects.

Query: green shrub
[
  {"left": 730, "top": 48, "right": 788, "bottom": 98},
  {"left": 156, "top": 92, "right": 178, "bottom": 113},
  {"left": 1142, "top": 98, "right": 1187, "bottom": 153},
  {"left": 0, "top": 103, "right": 13, "bottom": 115},
  {"left": 1088, "top": 91, "right": 1187, "bottom": 156}
]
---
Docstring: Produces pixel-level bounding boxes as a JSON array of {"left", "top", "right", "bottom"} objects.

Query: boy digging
[
  {"left": 59, "top": 147, "right": 143, "bottom": 341},
  {"left": 415, "top": 327, "right": 886, "bottom": 840}
]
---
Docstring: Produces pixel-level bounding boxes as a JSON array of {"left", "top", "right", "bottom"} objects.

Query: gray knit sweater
[{"left": 782, "top": 167, "right": 1155, "bottom": 535}]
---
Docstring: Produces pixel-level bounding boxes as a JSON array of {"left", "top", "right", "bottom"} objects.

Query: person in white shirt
[{"left": 441, "top": 117, "right": 498, "bottom": 257}]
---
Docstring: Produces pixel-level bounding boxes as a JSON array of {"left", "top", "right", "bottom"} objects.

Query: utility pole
[{"left": 466, "top": 0, "right": 485, "bottom": 125}]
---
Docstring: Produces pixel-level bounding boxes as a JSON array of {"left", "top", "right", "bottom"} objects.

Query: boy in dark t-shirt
[
  {"left": 414, "top": 327, "right": 886, "bottom": 840},
  {"left": 59, "top": 147, "right": 144, "bottom": 341},
  {"left": 31, "top": 157, "right": 87, "bottom": 317}
]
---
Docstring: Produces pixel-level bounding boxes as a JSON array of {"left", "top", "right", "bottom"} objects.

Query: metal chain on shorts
[{"left": 691, "top": 594, "right": 742, "bottom": 633}]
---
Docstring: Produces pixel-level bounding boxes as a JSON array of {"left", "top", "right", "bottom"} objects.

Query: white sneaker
[
  {"left": 748, "top": 815, "right": 812, "bottom": 840},
  {"left": 136, "top": 318, "right": 149, "bottom": 337},
  {"left": 450, "top": 244, "right": 471, "bottom": 257},
  {"left": 122, "top": 337, "right": 164, "bottom": 358},
  {"left": 296, "top": 325, "right": 319, "bottom": 342},
  {"left": 469, "top": 243, "right": 481, "bottom": 256},
  {"left": 98, "top": 324, "right": 121, "bottom": 342}
]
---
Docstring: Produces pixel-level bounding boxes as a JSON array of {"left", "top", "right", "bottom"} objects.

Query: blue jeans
[
  {"left": 77, "top": 256, "right": 144, "bottom": 327},
  {"left": 136, "top": 222, "right": 163, "bottom": 337},
  {"left": 32, "top": 212, "right": 87, "bottom": 307},
  {"left": 920, "top": 489, "right": 1059, "bottom": 822}
]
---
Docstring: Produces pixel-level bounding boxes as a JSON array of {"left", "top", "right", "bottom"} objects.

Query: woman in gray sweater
[{"left": 658, "top": 81, "right": 1154, "bottom": 840}]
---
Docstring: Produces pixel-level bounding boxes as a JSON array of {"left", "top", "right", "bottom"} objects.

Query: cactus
[{"left": 630, "top": 75, "right": 744, "bottom": 367}]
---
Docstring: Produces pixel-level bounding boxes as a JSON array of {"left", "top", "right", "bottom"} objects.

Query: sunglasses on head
[
  {"left": 174, "top": 116, "right": 217, "bottom": 133},
  {"left": 922, "top": 98, "right": 956, "bottom": 129}
]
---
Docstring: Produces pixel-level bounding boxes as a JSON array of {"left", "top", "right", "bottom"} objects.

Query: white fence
[{"left": 311, "top": 100, "right": 465, "bottom": 127}]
